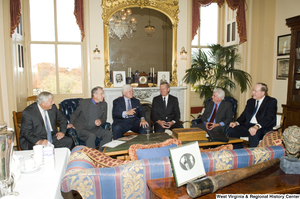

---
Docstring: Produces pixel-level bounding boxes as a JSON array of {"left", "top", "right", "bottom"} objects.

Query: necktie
[
  {"left": 44, "top": 110, "right": 53, "bottom": 143},
  {"left": 209, "top": 104, "right": 218, "bottom": 123},
  {"left": 252, "top": 100, "right": 259, "bottom": 118},
  {"left": 127, "top": 99, "right": 132, "bottom": 110},
  {"left": 163, "top": 97, "right": 167, "bottom": 110}
]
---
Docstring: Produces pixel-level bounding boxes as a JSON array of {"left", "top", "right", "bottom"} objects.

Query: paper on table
[{"left": 103, "top": 140, "right": 126, "bottom": 148}]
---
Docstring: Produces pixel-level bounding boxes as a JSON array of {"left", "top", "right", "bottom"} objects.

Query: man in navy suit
[
  {"left": 227, "top": 83, "right": 277, "bottom": 148},
  {"left": 19, "top": 92, "right": 73, "bottom": 150},
  {"left": 151, "top": 82, "right": 183, "bottom": 133},
  {"left": 112, "top": 84, "right": 149, "bottom": 139},
  {"left": 193, "top": 88, "right": 233, "bottom": 133}
]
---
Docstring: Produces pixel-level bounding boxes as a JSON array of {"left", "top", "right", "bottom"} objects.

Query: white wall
[{"left": 272, "top": 0, "right": 300, "bottom": 112}]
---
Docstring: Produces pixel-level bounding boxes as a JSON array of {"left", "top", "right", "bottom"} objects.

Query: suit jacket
[
  {"left": 112, "top": 97, "right": 145, "bottom": 123},
  {"left": 201, "top": 100, "right": 233, "bottom": 128},
  {"left": 69, "top": 98, "right": 107, "bottom": 130},
  {"left": 19, "top": 102, "right": 67, "bottom": 149},
  {"left": 151, "top": 94, "right": 181, "bottom": 123},
  {"left": 236, "top": 96, "right": 277, "bottom": 131}
]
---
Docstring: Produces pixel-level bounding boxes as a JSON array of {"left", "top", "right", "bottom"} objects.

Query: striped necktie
[{"left": 44, "top": 110, "right": 53, "bottom": 143}]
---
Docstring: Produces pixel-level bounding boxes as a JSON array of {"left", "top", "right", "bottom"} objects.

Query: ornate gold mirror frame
[{"left": 101, "top": 0, "right": 179, "bottom": 87}]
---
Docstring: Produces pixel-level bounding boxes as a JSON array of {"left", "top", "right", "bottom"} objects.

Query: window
[
  {"left": 29, "top": 0, "right": 83, "bottom": 95},
  {"left": 191, "top": 3, "right": 218, "bottom": 55}
]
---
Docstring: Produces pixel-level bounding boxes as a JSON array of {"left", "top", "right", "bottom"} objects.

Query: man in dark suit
[
  {"left": 193, "top": 88, "right": 233, "bottom": 133},
  {"left": 151, "top": 82, "right": 183, "bottom": 133},
  {"left": 19, "top": 92, "right": 73, "bottom": 150},
  {"left": 69, "top": 86, "right": 112, "bottom": 151},
  {"left": 112, "top": 84, "right": 149, "bottom": 139},
  {"left": 227, "top": 83, "right": 277, "bottom": 148}
]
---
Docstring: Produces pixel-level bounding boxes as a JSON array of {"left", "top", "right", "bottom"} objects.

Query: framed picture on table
[
  {"left": 113, "top": 71, "right": 126, "bottom": 87},
  {"left": 277, "top": 34, "right": 291, "bottom": 56},
  {"left": 157, "top": 71, "right": 170, "bottom": 87},
  {"left": 169, "top": 141, "right": 206, "bottom": 187},
  {"left": 276, "top": 58, "right": 289, "bottom": 80}
]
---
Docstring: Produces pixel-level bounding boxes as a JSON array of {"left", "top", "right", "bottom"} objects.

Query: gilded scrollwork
[{"left": 102, "top": 0, "right": 179, "bottom": 88}]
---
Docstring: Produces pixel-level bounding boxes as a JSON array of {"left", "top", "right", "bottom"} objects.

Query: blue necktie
[
  {"left": 44, "top": 110, "right": 53, "bottom": 143},
  {"left": 127, "top": 99, "right": 134, "bottom": 118},
  {"left": 252, "top": 100, "right": 259, "bottom": 119}
]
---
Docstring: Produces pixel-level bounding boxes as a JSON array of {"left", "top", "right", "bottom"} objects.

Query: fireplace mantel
[{"left": 103, "top": 87, "right": 187, "bottom": 124}]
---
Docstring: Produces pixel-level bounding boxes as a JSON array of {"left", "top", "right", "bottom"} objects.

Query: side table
[
  {"left": 147, "top": 164, "right": 300, "bottom": 199},
  {"left": 12, "top": 147, "right": 70, "bottom": 199}
]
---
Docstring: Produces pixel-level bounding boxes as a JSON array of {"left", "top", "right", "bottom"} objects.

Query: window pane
[
  {"left": 58, "top": 45, "right": 82, "bottom": 94},
  {"left": 31, "top": 44, "right": 56, "bottom": 94},
  {"left": 57, "top": 0, "right": 81, "bottom": 42},
  {"left": 192, "top": 30, "right": 199, "bottom": 46},
  {"left": 30, "top": 0, "right": 55, "bottom": 41},
  {"left": 200, "top": 3, "right": 218, "bottom": 46}
]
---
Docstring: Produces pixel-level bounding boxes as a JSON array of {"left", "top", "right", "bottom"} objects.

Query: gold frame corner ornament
[{"left": 102, "top": 0, "right": 179, "bottom": 88}]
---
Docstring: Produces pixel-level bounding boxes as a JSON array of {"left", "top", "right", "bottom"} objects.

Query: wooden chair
[
  {"left": 13, "top": 111, "right": 22, "bottom": 150},
  {"left": 27, "top": 95, "right": 37, "bottom": 106}
]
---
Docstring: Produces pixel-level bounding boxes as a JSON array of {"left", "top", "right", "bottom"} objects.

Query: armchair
[
  {"left": 191, "top": 96, "right": 237, "bottom": 134},
  {"left": 59, "top": 98, "right": 111, "bottom": 146}
]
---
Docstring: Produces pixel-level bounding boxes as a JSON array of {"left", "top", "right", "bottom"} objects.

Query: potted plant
[{"left": 183, "top": 44, "right": 252, "bottom": 103}]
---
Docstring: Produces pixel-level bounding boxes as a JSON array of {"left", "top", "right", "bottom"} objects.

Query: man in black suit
[
  {"left": 112, "top": 84, "right": 149, "bottom": 139},
  {"left": 193, "top": 88, "right": 233, "bottom": 133},
  {"left": 151, "top": 82, "right": 183, "bottom": 133},
  {"left": 19, "top": 92, "right": 73, "bottom": 150},
  {"left": 69, "top": 86, "right": 112, "bottom": 151},
  {"left": 227, "top": 83, "right": 277, "bottom": 148}
]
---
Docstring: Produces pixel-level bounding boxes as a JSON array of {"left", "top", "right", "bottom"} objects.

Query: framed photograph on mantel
[
  {"left": 157, "top": 71, "right": 170, "bottom": 87},
  {"left": 277, "top": 34, "right": 291, "bottom": 56},
  {"left": 169, "top": 141, "right": 206, "bottom": 187},
  {"left": 276, "top": 58, "right": 289, "bottom": 80},
  {"left": 113, "top": 71, "right": 126, "bottom": 87}
]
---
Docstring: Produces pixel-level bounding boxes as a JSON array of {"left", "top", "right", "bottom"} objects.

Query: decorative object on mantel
[
  {"left": 158, "top": 71, "right": 170, "bottom": 87},
  {"left": 109, "top": 9, "right": 137, "bottom": 40},
  {"left": 138, "top": 73, "right": 149, "bottom": 87},
  {"left": 113, "top": 71, "right": 126, "bottom": 87},
  {"left": 145, "top": 9, "right": 155, "bottom": 37}
]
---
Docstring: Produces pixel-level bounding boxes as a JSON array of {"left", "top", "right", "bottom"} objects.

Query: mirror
[{"left": 102, "top": 0, "right": 179, "bottom": 87}]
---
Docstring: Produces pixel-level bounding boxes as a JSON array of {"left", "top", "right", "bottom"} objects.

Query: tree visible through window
[{"left": 29, "top": 0, "right": 82, "bottom": 95}]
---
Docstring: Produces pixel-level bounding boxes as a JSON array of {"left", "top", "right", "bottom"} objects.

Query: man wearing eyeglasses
[{"left": 227, "top": 83, "right": 277, "bottom": 148}]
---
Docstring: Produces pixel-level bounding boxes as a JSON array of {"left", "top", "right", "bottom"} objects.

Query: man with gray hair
[
  {"left": 69, "top": 86, "right": 112, "bottom": 151},
  {"left": 112, "top": 84, "right": 149, "bottom": 139},
  {"left": 193, "top": 88, "right": 233, "bottom": 133},
  {"left": 19, "top": 91, "right": 73, "bottom": 150}
]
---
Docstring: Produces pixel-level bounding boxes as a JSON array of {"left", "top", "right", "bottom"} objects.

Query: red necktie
[{"left": 209, "top": 104, "right": 217, "bottom": 123}]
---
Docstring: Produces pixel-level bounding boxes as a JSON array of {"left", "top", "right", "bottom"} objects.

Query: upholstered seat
[
  {"left": 59, "top": 98, "right": 111, "bottom": 146},
  {"left": 191, "top": 96, "right": 237, "bottom": 134}
]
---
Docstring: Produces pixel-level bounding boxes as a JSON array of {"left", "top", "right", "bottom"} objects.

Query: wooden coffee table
[
  {"left": 104, "top": 133, "right": 243, "bottom": 160},
  {"left": 147, "top": 163, "right": 300, "bottom": 199}
]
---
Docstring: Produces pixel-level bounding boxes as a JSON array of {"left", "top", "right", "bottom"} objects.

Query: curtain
[
  {"left": 10, "top": 0, "right": 21, "bottom": 37},
  {"left": 192, "top": 0, "right": 247, "bottom": 45},
  {"left": 74, "top": 0, "right": 85, "bottom": 41}
]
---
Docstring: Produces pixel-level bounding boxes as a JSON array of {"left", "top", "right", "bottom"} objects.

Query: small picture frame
[
  {"left": 169, "top": 141, "right": 206, "bottom": 187},
  {"left": 277, "top": 34, "right": 291, "bottom": 56},
  {"left": 295, "top": 80, "right": 300, "bottom": 89},
  {"left": 113, "top": 71, "right": 126, "bottom": 87},
  {"left": 157, "top": 71, "right": 170, "bottom": 87},
  {"left": 276, "top": 58, "right": 289, "bottom": 80}
]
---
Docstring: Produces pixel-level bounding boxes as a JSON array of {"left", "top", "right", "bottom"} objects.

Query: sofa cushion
[
  {"left": 257, "top": 130, "right": 283, "bottom": 147},
  {"left": 80, "top": 147, "right": 130, "bottom": 168},
  {"left": 129, "top": 138, "right": 182, "bottom": 161}
]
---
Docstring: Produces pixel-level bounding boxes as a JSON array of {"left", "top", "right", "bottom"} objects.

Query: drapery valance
[
  {"left": 74, "top": 0, "right": 85, "bottom": 41},
  {"left": 10, "top": 0, "right": 21, "bottom": 37},
  {"left": 10, "top": 0, "right": 85, "bottom": 41},
  {"left": 192, "top": 0, "right": 247, "bottom": 45}
]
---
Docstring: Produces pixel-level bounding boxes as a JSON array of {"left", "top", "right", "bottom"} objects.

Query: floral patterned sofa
[{"left": 60, "top": 145, "right": 285, "bottom": 199}]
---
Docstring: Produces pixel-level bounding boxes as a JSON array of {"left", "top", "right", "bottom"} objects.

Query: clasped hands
[
  {"left": 157, "top": 120, "right": 174, "bottom": 129},
  {"left": 205, "top": 122, "right": 220, "bottom": 130},
  {"left": 36, "top": 132, "right": 65, "bottom": 145},
  {"left": 229, "top": 122, "right": 259, "bottom": 136}
]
